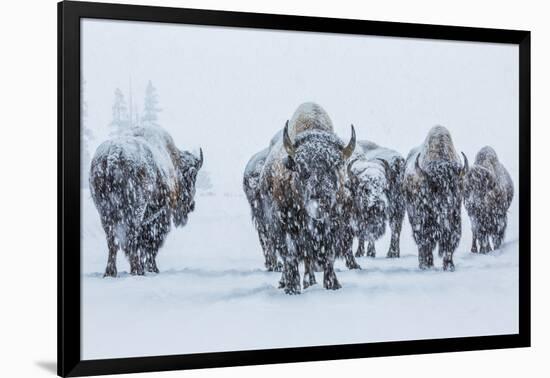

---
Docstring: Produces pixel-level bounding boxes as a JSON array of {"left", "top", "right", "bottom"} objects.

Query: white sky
[{"left": 81, "top": 19, "right": 518, "bottom": 193}]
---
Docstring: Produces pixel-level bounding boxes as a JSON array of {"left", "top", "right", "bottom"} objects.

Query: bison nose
[{"left": 190, "top": 201, "right": 195, "bottom": 211}]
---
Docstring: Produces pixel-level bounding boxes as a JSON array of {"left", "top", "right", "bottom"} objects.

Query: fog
[{"left": 81, "top": 18, "right": 518, "bottom": 193}]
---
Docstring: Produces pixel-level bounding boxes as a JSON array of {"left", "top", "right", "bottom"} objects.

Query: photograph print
[{"left": 80, "top": 17, "right": 521, "bottom": 360}]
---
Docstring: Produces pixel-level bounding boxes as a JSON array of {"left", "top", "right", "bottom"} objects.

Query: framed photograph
[{"left": 58, "top": 1, "right": 530, "bottom": 376}]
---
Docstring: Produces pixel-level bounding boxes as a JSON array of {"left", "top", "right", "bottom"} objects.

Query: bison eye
[{"left": 284, "top": 156, "right": 296, "bottom": 171}]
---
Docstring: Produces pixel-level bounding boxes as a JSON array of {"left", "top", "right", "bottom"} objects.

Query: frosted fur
[
  {"left": 463, "top": 146, "right": 514, "bottom": 253},
  {"left": 402, "top": 125, "right": 465, "bottom": 270},
  {"left": 287, "top": 102, "right": 334, "bottom": 139},
  {"left": 257, "top": 102, "right": 354, "bottom": 294},
  {"left": 89, "top": 125, "right": 202, "bottom": 277}
]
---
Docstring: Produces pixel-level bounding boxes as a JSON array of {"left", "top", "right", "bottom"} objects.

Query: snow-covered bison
[
  {"left": 260, "top": 102, "right": 356, "bottom": 294},
  {"left": 348, "top": 141, "right": 406, "bottom": 259},
  {"left": 340, "top": 154, "right": 386, "bottom": 269},
  {"left": 403, "top": 126, "right": 467, "bottom": 271},
  {"left": 463, "top": 146, "right": 514, "bottom": 253},
  {"left": 89, "top": 126, "right": 203, "bottom": 277},
  {"left": 243, "top": 147, "right": 282, "bottom": 271}
]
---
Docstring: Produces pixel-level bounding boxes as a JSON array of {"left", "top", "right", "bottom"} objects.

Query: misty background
[{"left": 81, "top": 19, "right": 518, "bottom": 194}]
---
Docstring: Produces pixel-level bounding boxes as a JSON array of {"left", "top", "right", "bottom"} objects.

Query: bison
[
  {"left": 402, "top": 125, "right": 467, "bottom": 271},
  {"left": 243, "top": 147, "right": 282, "bottom": 271},
  {"left": 259, "top": 102, "right": 356, "bottom": 294},
  {"left": 463, "top": 146, "right": 514, "bottom": 253},
  {"left": 89, "top": 126, "right": 203, "bottom": 277},
  {"left": 340, "top": 154, "right": 387, "bottom": 268},
  {"left": 356, "top": 141, "right": 406, "bottom": 258}
]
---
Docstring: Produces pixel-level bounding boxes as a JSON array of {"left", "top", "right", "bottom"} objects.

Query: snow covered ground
[{"left": 81, "top": 188, "right": 519, "bottom": 360}]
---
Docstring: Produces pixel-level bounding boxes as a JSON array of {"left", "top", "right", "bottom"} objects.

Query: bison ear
[{"left": 284, "top": 155, "right": 296, "bottom": 171}]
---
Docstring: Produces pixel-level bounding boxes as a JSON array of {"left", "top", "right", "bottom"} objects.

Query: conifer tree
[{"left": 141, "top": 80, "right": 161, "bottom": 126}]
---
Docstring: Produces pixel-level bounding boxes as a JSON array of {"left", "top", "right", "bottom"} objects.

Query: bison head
[
  {"left": 347, "top": 158, "right": 388, "bottom": 232},
  {"left": 172, "top": 148, "right": 203, "bottom": 227},
  {"left": 283, "top": 121, "right": 355, "bottom": 221}
]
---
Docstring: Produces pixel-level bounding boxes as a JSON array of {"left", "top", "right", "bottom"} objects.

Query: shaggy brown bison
[
  {"left": 402, "top": 125, "right": 467, "bottom": 271},
  {"left": 463, "top": 146, "right": 514, "bottom": 253},
  {"left": 259, "top": 102, "right": 356, "bottom": 294},
  {"left": 89, "top": 126, "right": 203, "bottom": 277}
]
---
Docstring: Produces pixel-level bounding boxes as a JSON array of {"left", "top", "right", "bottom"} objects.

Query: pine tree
[
  {"left": 141, "top": 80, "right": 161, "bottom": 126},
  {"left": 111, "top": 88, "right": 129, "bottom": 132}
]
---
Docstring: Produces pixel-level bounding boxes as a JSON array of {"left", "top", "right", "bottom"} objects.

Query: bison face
[
  {"left": 283, "top": 122, "right": 355, "bottom": 221},
  {"left": 347, "top": 160, "right": 388, "bottom": 227},
  {"left": 172, "top": 149, "right": 203, "bottom": 227}
]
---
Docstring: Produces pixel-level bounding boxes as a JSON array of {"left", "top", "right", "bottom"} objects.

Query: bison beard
[{"left": 89, "top": 127, "right": 202, "bottom": 277}]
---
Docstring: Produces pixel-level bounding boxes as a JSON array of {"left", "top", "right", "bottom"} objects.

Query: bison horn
[
  {"left": 461, "top": 151, "right": 469, "bottom": 176},
  {"left": 342, "top": 124, "right": 356, "bottom": 160},
  {"left": 197, "top": 148, "right": 204, "bottom": 169},
  {"left": 415, "top": 154, "right": 426, "bottom": 177},
  {"left": 377, "top": 158, "right": 391, "bottom": 176},
  {"left": 283, "top": 120, "right": 295, "bottom": 158}
]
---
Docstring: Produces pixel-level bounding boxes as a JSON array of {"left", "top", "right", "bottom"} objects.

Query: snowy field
[{"left": 81, "top": 188, "right": 519, "bottom": 360}]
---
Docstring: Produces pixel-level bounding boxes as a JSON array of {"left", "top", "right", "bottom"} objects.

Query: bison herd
[
  {"left": 89, "top": 102, "right": 514, "bottom": 295},
  {"left": 244, "top": 102, "right": 514, "bottom": 294}
]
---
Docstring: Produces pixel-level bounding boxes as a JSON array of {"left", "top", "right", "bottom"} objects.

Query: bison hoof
[
  {"left": 443, "top": 261, "right": 455, "bottom": 272},
  {"left": 103, "top": 266, "right": 117, "bottom": 278},
  {"left": 284, "top": 285, "right": 301, "bottom": 295},
  {"left": 147, "top": 266, "right": 159, "bottom": 274},
  {"left": 346, "top": 262, "right": 361, "bottom": 270},
  {"left": 386, "top": 252, "right": 399, "bottom": 258},
  {"left": 324, "top": 280, "right": 342, "bottom": 290},
  {"left": 303, "top": 275, "right": 317, "bottom": 289},
  {"left": 419, "top": 262, "right": 431, "bottom": 270}
]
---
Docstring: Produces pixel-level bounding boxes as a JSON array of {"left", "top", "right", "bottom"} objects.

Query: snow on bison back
[{"left": 89, "top": 126, "right": 203, "bottom": 277}]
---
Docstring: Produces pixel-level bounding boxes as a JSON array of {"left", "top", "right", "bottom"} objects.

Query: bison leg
[
  {"left": 493, "top": 215, "right": 507, "bottom": 250},
  {"left": 303, "top": 256, "right": 317, "bottom": 289},
  {"left": 104, "top": 231, "right": 118, "bottom": 278},
  {"left": 471, "top": 227, "right": 479, "bottom": 253},
  {"left": 355, "top": 236, "right": 365, "bottom": 257},
  {"left": 418, "top": 242, "right": 435, "bottom": 270},
  {"left": 345, "top": 252, "right": 361, "bottom": 270},
  {"left": 440, "top": 231, "right": 458, "bottom": 271},
  {"left": 386, "top": 218, "right": 402, "bottom": 258},
  {"left": 323, "top": 255, "right": 341, "bottom": 290},
  {"left": 281, "top": 258, "right": 300, "bottom": 295},
  {"left": 145, "top": 250, "right": 159, "bottom": 273},
  {"left": 366, "top": 240, "right": 376, "bottom": 258},
  {"left": 128, "top": 239, "right": 145, "bottom": 276},
  {"left": 342, "top": 232, "right": 361, "bottom": 270},
  {"left": 479, "top": 233, "right": 491, "bottom": 254},
  {"left": 442, "top": 251, "right": 455, "bottom": 271}
]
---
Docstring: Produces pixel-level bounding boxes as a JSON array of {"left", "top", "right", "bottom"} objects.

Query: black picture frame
[{"left": 58, "top": 1, "right": 531, "bottom": 376}]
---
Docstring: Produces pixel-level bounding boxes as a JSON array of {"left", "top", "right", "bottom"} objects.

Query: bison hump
[
  {"left": 288, "top": 102, "right": 334, "bottom": 139},
  {"left": 93, "top": 126, "right": 180, "bottom": 192}
]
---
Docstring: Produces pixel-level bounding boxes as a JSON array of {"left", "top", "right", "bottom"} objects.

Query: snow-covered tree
[
  {"left": 111, "top": 88, "right": 130, "bottom": 132},
  {"left": 81, "top": 79, "right": 94, "bottom": 187},
  {"left": 141, "top": 80, "right": 161, "bottom": 127}
]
